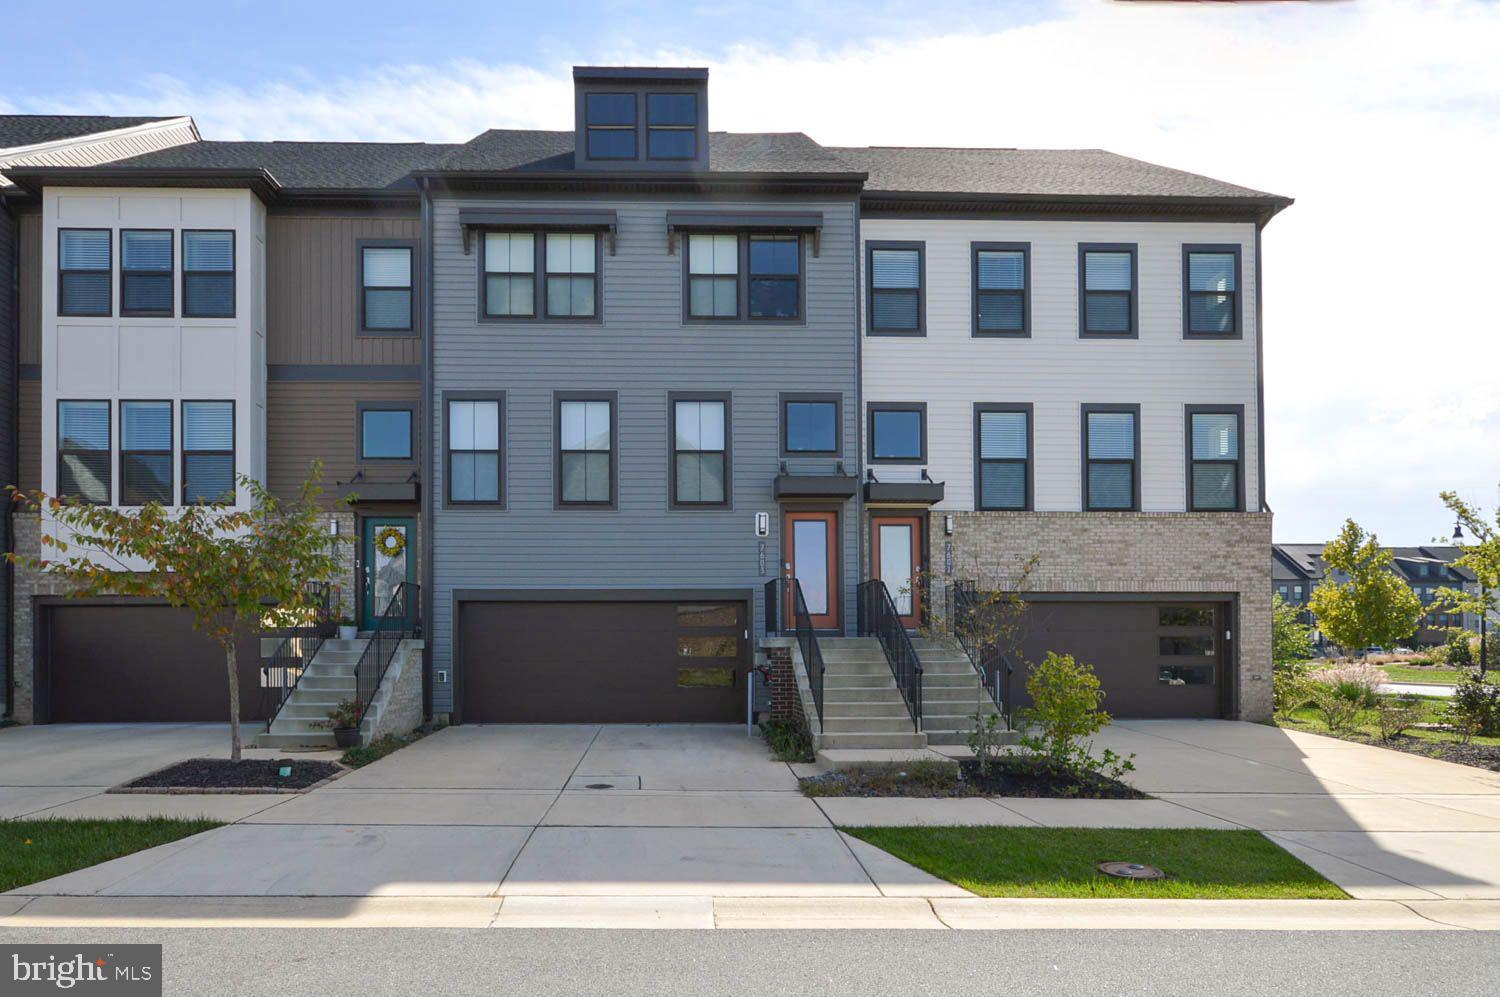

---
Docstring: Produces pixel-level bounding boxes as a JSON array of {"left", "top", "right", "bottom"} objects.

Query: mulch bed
[
  {"left": 799, "top": 757, "right": 1146, "bottom": 800},
  {"left": 1279, "top": 720, "right": 1500, "bottom": 772},
  {"left": 958, "top": 759, "right": 1147, "bottom": 799},
  {"left": 113, "top": 758, "right": 343, "bottom": 794}
]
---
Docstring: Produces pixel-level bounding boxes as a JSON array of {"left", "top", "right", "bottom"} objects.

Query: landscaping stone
[{"left": 114, "top": 758, "right": 342, "bottom": 793}]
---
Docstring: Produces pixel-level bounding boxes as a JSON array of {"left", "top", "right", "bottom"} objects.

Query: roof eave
[
  {"left": 861, "top": 189, "right": 1293, "bottom": 224},
  {"left": 3, "top": 165, "right": 281, "bottom": 201},
  {"left": 414, "top": 169, "right": 868, "bottom": 195}
]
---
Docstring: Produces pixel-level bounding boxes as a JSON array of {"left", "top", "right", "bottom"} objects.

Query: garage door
[
  {"left": 1012, "top": 601, "right": 1226, "bottom": 719},
  {"left": 459, "top": 600, "right": 747, "bottom": 723},
  {"left": 40, "top": 604, "right": 268, "bottom": 723}
]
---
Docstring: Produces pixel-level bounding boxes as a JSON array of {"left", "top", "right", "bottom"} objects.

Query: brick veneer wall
[
  {"left": 927, "top": 510, "right": 1274, "bottom": 722},
  {"left": 763, "top": 644, "right": 800, "bottom": 725}
]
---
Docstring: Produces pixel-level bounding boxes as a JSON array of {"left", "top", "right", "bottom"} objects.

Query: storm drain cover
[
  {"left": 1098, "top": 861, "right": 1166, "bottom": 880},
  {"left": 565, "top": 775, "right": 642, "bottom": 791}
]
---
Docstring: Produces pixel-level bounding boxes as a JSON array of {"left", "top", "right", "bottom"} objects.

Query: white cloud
[{"left": 19, "top": 0, "right": 1500, "bottom": 542}]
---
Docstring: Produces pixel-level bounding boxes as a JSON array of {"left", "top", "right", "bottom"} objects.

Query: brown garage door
[
  {"left": 40, "top": 604, "right": 268, "bottom": 723},
  {"left": 1011, "top": 601, "right": 1226, "bottom": 719},
  {"left": 459, "top": 600, "right": 747, "bottom": 723}
]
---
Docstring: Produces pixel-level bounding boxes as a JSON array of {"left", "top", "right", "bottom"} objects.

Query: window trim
[
  {"left": 583, "top": 90, "right": 639, "bottom": 161},
  {"left": 1181, "top": 243, "right": 1244, "bottom": 340},
  {"left": 1080, "top": 403, "right": 1141, "bottom": 511},
  {"left": 181, "top": 229, "right": 237, "bottom": 319},
  {"left": 118, "top": 228, "right": 174, "bottom": 319},
  {"left": 668, "top": 391, "right": 732, "bottom": 510},
  {"left": 357, "top": 238, "right": 417, "bottom": 336},
  {"left": 681, "top": 231, "right": 805, "bottom": 324},
  {"left": 356, "top": 400, "right": 418, "bottom": 464},
  {"left": 56, "top": 398, "right": 112, "bottom": 506},
  {"left": 973, "top": 402, "right": 1034, "bottom": 511},
  {"left": 57, "top": 228, "right": 112, "bottom": 318},
  {"left": 645, "top": 91, "right": 699, "bottom": 162},
  {"left": 867, "top": 401, "right": 928, "bottom": 465},
  {"left": 779, "top": 391, "right": 843, "bottom": 458},
  {"left": 1078, "top": 243, "right": 1138, "bottom": 339},
  {"left": 478, "top": 228, "right": 604, "bottom": 324},
  {"left": 866, "top": 240, "right": 926, "bottom": 337},
  {"left": 970, "top": 241, "right": 1031, "bottom": 338},
  {"left": 442, "top": 390, "right": 505, "bottom": 510},
  {"left": 117, "top": 399, "right": 174, "bottom": 507},
  {"left": 180, "top": 399, "right": 237, "bottom": 507},
  {"left": 554, "top": 391, "right": 618, "bottom": 510},
  {"left": 1185, "top": 404, "right": 1246, "bottom": 512}
]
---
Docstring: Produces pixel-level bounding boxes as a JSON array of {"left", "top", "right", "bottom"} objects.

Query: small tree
[
  {"left": 1015, "top": 652, "right": 1134, "bottom": 783},
  {"left": 1430, "top": 488, "right": 1500, "bottom": 675},
  {"left": 1307, "top": 519, "right": 1423, "bottom": 658},
  {"left": 1271, "top": 593, "right": 1317, "bottom": 667},
  {"left": 8, "top": 465, "right": 345, "bottom": 761}
]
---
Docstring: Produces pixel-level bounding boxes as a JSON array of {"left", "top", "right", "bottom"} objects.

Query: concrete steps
[{"left": 254, "top": 638, "right": 371, "bottom": 750}]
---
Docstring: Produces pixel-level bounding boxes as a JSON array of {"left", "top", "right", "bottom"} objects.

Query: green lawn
[
  {"left": 1281, "top": 703, "right": 1500, "bottom": 748},
  {"left": 1, "top": 818, "right": 222, "bottom": 893},
  {"left": 1379, "top": 663, "right": 1464, "bottom": 685},
  {"left": 843, "top": 826, "right": 1346, "bottom": 900}
]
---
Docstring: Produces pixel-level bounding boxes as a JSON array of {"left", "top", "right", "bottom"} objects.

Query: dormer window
[
  {"left": 647, "top": 93, "right": 697, "bottom": 160},
  {"left": 574, "top": 66, "right": 709, "bottom": 170},
  {"left": 585, "top": 93, "right": 637, "bottom": 160}
]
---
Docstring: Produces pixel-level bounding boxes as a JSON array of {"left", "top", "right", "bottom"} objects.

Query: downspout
[
  {"left": 851, "top": 193, "right": 863, "bottom": 636},
  {"left": 1254, "top": 221, "right": 1269, "bottom": 515},
  {"left": 419, "top": 178, "right": 435, "bottom": 721},
  {"left": 2, "top": 196, "right": 14, "bottom": 718}
]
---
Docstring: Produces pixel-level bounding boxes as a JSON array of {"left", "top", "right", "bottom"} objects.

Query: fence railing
[
  {"left": 790, "top": 578, "right": 826, "bottom": 724},
  {"left": 857, "top": 579, "right": 923, "bottom": 731},
  {"left": 261, "top": 581, "right": 335, "bottom": 730},
  {"left": 353, "top": 582, "right": 422, "bottom": 720}
]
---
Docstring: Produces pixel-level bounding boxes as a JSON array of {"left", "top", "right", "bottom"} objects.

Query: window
[
  {"left": 867, "top": 243, "right": 923, "bottom": 334},
  {"left": 1184, "top": 245, "right": 1241, "bottom": 336},
  {"left": 182, "top": 401, "right": 235, "bottom": 505},
  {"left": 1083, "top": 406, "right": 1139, "bottom": 510},
  {"left": 545, "top": 233, "right": 598, "bottom": 318},
  {"left": 1188, "top": 407, "right": 1243, "bottom": 511},
  {"left": 685, "top": 232, "right": 801, "bottom": 321},
  {"left": 182, "top": 230, "right": 235, "bottom": 318},
  {"left": 647, "top": 93, "right": 697, "bottom": 160},
  {"left": 1160, "top": 635, "right": 1216, "bottom": 656},
  {"left": 361, "top": 244, "right": 413, "bottom": 332},
  {"left": 868, "top": 404, "right": 925, "bottom": 463},
  {"left": 557, "top": 397, "right": 614, "bottom": 506},
  {"left": 972, "top": 242, "right": 1029, "bottom": 336},
  {"left": 585, "top": 93, "right": 637, "bottom": 159},
  {"left": 360, "top": 406, "right": 414, "bottom": 461},
  {"left": 671, "top": 397, "right": 729, "bottom": 506},
  {"left": 975, "top": 405, "right": 1031, "bottom": 510},
  {"left": 482, "top": 232, "right": 536, "bottom": 318},
  {"left": 447, "top": 397, "right": 501, "bottom": 504},
  {"left": 782, "top": 395, "right": 839, "bottom": 456},
  {"left": 57, "top": 400, "right": 110, "bottom": 504},
  {"left": 58, "top": 229, "right": 111, "bottom": 317},
  {"left": 1277, "top": 585, "right": 1289, "bottom": 600},
  {"left": 1159, "top": 607, "right": 1214, "bottom": 627},
  {"left": 120, "top": 230, "right": 173, "bottom": 317},
  {"left": 687, "top": 234, "right": 738, "bottom": 318},
  {"left": 1293, "top": 584, "right": 1303, "bottom": 600},
  {"left": 1079, "top": 244, "right": 1137, "bottom": 337},
  {"left": 119, "top": 401, "right": 172, "bottom": 506},
  {"left": 749, "top": 236, "right": 799, "bottom": 319}
]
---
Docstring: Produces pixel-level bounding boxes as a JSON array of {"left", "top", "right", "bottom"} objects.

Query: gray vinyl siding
[
  {"left": 0, "top": 204, "right": 13, "bottom": 714},
  {"left": 429, "top": 193, "right": 859, "bottom": 714}
]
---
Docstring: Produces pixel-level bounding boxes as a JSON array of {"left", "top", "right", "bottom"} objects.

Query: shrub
[
  {"left": 1273, "top": 662, "right": 1313, "bottom": 720},
  {"left": 1374, "top": 696, "right": 1425, "bottom": 740},
  {"left": 1306, "top": 662, "right": 1387, "bottom": 709},
  {"left": 1307, "top": 681, "right": 1364, "bottom": 733},
  {"left": 1445, "top": 630, "right": 1474, "bottom": 667},
  {"left": 761, "top": 719, "right": 814, "bottom": 763},
  {"left": 1014, "top": 652, "right": 1136, "bottom": 782},
  {"left": 1443, "top": 674, "right": 1500, "bottom": 743}
]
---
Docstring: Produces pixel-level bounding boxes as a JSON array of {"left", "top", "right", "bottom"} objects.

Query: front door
[
  {"left": 784, "top": 510, "right": 840, "bottom": 629},
  {"left": 871, "top": 514, "right": 923, "bottom": 629},
  {"left": 362, "top": 517, "right": 416, "bottom": 629}
]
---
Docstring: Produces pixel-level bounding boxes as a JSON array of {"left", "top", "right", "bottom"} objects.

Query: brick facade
[{"left": 763, "top": 644, "right": 801, "bottom": 726}]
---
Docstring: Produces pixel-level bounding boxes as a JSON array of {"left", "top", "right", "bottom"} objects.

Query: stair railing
[
  {"left": 353, "top": 581, "right": 422, "bottom": 721},
  {"left": 857, "top": 579, "right": 923, "bottom": 732},
  {"left": 951, "top": 580, "right": 1018, "bottom": 728},
  {"left": 790, "top": 578, "right": 826, "bottom": 724},
  {"left": 261, "top": 581, "right": 334, "bottom": 730}
]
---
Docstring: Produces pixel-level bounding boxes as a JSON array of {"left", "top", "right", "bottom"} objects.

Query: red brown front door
[
  {"left": 871, "top": 514, "right": 923, "bottom": 628},
  {"left": 784, "top": 510, "right": 840, "bottom": 629}
]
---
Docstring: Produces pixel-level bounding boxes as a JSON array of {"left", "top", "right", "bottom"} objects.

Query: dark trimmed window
[
  {"left": 482, "top": 232, "right": 535, "bottom": 318},
  {"left": 869, "top": 404, "right": 925, "bottom": 463},
  {"left": 1184, "top": 246, "right": 1240, "bottom": 336},
  {"left": 447, "top": 398, "right": 501, "bottom": 504},
  {"left": 585, "top": 93, "right": 637, "bottom": 159},
  {"left": 1080, "top": 244, "right": 1136, "bottom": 336},
  {"left": 672, "top": 398, "right": 728, "bottom": 506},
  {"left": 647, "top": 93, "right": 697, "bottom": 160},
  {"left": 544, "top": 233, "right": 598, "bottom": 317},
  {"left": 361, "top": 245, "right": 413, "bottom": 331},
  {"left": 360, "top": 407, "right": 413, "bottom": 461},
  {"left": 558, "top": 398, "right": 613, "bottom": 506},
  {"left": 120, "top": 400, "right": 172, "bottom": 506},
  {"left": 1083, "top": 407, "right": 1138, "bottom": 510},
  {"left": 1188, "top": 408, "right": 1242, "bottom": 511},
  {"left": 58, "top": 229, "right": 111, "bottom": 317},
  {"left": 120, "top": 230, "right": 173, "bottom": 317},
  {"left": 182, "top": 230, "right": 235, "bottom": 318},
  {"left": 975, "top": 406, "right": 1030, "bottom": 510},
  {"left": 868, "top": 244, "right": 923, "bottom": 334},
  {"left": 687, "top": 234, "right": 738, "bottom": 318},
  {"left": 182, "top": 401, "right": 235, "bottom": 505},
  {"left": 783, "top": 398, "right": 838, "bottom": 455},
  {"left": 483, "top": 231, "right": 598, "bottom": 319},
  {"left": 973, "top": 243, "right": 1028, "bottom": 335},
  {"left": 748, "top": 236, "right": 799, "bottom": 319},
  {"left": 57, "top": 400, "right": 110, "bottom": 504},
  {"left": 686, "top": 233, "right": 801, "bottom": 321}
]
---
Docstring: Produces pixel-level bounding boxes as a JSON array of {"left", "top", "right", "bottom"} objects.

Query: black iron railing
[
  {"left": 857, "top": 578, "right": 923, "bottom": 731},
  {"left": 790, "top": 578, "right": 825, "bottom": 724},
  {"left": 261, "top": 581, "right": 335, "bottom": 730},
  {"left": 353, "top": 582, "right": 422, "bottom": 720},
  {"left": 764, "top": 578, "right": 781, "bottom": 635},
  {"left": 952, "top": 580, "right": 1017, "bottom": 728}
]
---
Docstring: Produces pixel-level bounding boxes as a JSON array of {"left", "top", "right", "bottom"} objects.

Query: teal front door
[{"left": 362, "top": 517, "right": 416, "bottom": 629}]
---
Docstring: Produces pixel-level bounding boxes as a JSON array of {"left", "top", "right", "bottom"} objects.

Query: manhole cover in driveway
[
  {"left": 565, "top": 775, "right": 642, "bottom": 791},
  {"left": 1098, "top": 861, "right": 1165, "bottom": 880}
]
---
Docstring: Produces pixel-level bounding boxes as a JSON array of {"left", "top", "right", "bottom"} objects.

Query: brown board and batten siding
[
  {"left": 0, "top": 204, "right": 14, "bottom": 712},
  {"left": 14, "top": 212, "right": 42, "bottom": 494},
  {"left": 266, "top": 380, "right": 420, "bottom": 506}
]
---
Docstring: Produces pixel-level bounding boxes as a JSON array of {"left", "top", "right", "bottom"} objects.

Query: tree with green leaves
[
  {"left": 1306, "top": 519, "right": 1423, "bottom": 658},
  {"left": 7, "top": 465, "right": 346, "bottom": 760},
  {"left": 1271, "top": 593, "right": 1317, "bottom": 666},
  {"left": 1430, "top": 488, "right": 1500, "bottom": 675}
]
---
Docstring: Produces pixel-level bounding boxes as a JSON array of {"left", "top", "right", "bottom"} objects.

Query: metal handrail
[
  {"left": 261, "top": 581, "right": 334, "bottom": 730},
  {"left": 353, "top": 582, "right": 422, "bottom": 720},
  {"left": 857, "top": 579, "right": 923, "bottom": 731},
  {"left": 764, "top": 578, "right": 780, "bottom": 635},
  {"left": 790, "top": 578, "right": 825, "bottom": 724},
  {"left": 952, "top": 580, "right": 1018, "bottom": 728}
]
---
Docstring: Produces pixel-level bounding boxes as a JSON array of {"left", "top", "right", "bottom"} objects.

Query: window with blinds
[
  {"left": 558, "top": 398, "right": 614, "bottom": 505},
  {"left": 868, "top": 245, "right": 923, "bottom": 333},
  {"left": 1081, "top": 246, "right": 1136, "bottom": 336},
  {"left": 1189, "top": 409, "right": 1241, "bottom": 510},
  {"left": 973, "top": 244, "right": 1028, "bottom": 335},
  {"left": 121, "top": 230, "right": 173, "bottom": 317},
  {"left": 58, "top": 400, "right": 110, "bottom": 504},
  {"left": 1084, "top": 408, "right": 1138, "bottom": 510},
  {"left": 59, "top": 229, "right": 111, "bottom": 317},
  {"left": 361, "top": 245, "right": 413, "bottom": 331},
  {"left": 686, "top": 232, "right": 800, "bottom": 321},
  {"left": 976, "top": 407, "right": 1030, "bottom": 510},
  {"left": 182, "top": 401, "right": 235, "bottom": 505},
  {"left": 1185, "top": 248, "right": 1239, "bottom": 335},
  {"left": 483, "top": 233, "right": 535, "bottom": 318},
  {"left": 545, "top": 233, "right": 598, "bottom": 318},
  {"left": 672, "top": 398, "right": 728, "bottom": 506},
  {"left": 182, "top": 231, "right": 235, "bottom": 318},
  {"left": 448, "top": 398, "right": 502, "bottom": 504},
  {"left": 120, "top": 401, "right": 173, "bottom": 506},
  {"left": 688, "top": 234, "right": 738, "bottom": 318}
]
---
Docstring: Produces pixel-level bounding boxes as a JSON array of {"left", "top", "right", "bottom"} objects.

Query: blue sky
[{"left": 9, "top": 0, "right": 1500, "bottom": 545}]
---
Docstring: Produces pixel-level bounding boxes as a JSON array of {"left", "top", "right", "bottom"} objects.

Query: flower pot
[
  {"left": 337, "top": 625, "right": 357, "bottom": 641},
  {"left": 333, "top": 727, "right": 361, "bottom": 748}
]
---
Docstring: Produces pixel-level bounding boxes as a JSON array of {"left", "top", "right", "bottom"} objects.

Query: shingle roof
[
  {"left": 433, "top": 129, "right": 856, "bottom": 175},
  {"left": 104, "top": 140, "right": 461, "bottom": 191},
  {"left": 0, "top": 115, "right": 176, "bottom": 150},
  {"left": 829, "top": 146, "right": 1284, "bottom": 202}
]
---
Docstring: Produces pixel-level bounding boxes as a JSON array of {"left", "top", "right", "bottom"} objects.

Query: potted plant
[
  {"left": 323, "top": 699, "right": 365, "bottom": 748},
  {"left": 335, "top": 615, "right": 357, "bottom": 641}
]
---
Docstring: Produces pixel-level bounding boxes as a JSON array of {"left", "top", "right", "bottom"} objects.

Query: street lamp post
[{"left": 1454, "top": 520, "right": 1488, "bottom": 676}]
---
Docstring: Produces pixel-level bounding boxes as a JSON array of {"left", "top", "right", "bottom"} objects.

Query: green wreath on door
[{"left": 374, "top": 526, "right": 407, "bottom": 558}]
